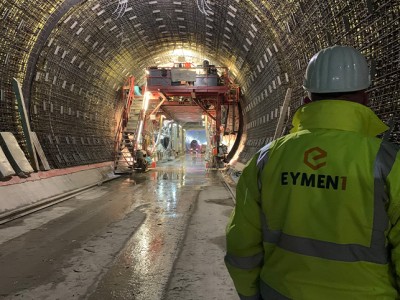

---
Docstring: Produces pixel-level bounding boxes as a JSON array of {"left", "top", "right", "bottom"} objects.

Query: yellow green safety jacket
[{"left": 225, "top": 100, "right": 400, "bottom": 300}]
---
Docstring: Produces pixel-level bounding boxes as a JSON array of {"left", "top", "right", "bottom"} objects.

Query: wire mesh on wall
[
  {"left": 0, "top": 0, "right": 64, "bottom": 156},
  {"left": 29, "top": 3, "right": 128, "bottom": 168},
  {"left": 0, "top": 0, "right": 399, "bottom": 168},
  {"left": 236, "top": 0, "right": 400, "bottom": 163}
]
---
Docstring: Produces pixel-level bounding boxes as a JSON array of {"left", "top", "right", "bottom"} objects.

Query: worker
[
  {"left": 143, "top": 152, "right": 152, "bottom": 166},
  {"left": 225, "top": 45, "right": 400, "bottom": 299}
]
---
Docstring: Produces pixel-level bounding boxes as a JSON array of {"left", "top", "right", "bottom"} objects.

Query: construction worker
[{"left": 225, "top": 45, "right": 400, "bottom": 299}]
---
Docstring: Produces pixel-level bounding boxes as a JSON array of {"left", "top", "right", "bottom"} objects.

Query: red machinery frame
[{"left": 145, "top": 66, "right": 239, "bottom": 148}]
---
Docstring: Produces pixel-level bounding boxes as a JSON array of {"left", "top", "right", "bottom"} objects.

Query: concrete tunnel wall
[{"left": 0, "top": 0, "right": 399, "bottom": 169}]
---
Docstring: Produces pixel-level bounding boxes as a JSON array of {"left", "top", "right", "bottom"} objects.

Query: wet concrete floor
[{"left": 0, "top": 155, "right": 238, "bottom": 299}]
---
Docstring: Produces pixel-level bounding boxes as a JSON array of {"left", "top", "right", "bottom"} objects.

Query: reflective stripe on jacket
[{"left": 225, "top": 100, "right": 400, "bottom": 299}]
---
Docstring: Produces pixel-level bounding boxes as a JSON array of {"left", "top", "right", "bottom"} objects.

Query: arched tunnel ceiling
[
  {"left": 34, "top": 0, "right": 269, "bottom": 89},
  {"left": 0, "top": 0, "right": 399, "bottom": 169}
]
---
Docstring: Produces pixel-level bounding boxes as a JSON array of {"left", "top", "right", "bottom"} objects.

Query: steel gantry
[
  {"left": 113, "top": 63, "right": 240, "bottom": 172},
  {"left": 144, "top": 64, "right": 239, "bottom": 167}
]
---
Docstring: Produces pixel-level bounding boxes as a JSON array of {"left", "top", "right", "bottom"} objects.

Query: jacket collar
[{"left": 290, "top": 100, "right": 388, "bottom": 137}]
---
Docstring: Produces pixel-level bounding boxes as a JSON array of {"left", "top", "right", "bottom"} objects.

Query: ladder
[
  {"left": 113, "top": 77, "right": 143, "bottom": 174},
  {"left": 125, "top": 97, "right": 143, "bottom": 138}
]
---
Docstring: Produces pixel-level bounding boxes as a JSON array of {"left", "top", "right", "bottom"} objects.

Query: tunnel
[
  {"left": 0, "top": 0, "right": 400, "bottom": 299},
  {"left": 0, "top": 0, "right": 398, "bottom": 172}
]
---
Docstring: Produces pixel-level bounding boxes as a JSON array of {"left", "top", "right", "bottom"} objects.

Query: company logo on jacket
[{"left": 281, "top": 147, "right": 347, "bottom": 190}]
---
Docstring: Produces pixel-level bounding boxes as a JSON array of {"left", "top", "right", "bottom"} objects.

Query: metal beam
[
  {"left": 12, "top": 78, "right": 39, "bottom": 171},
  {"left": 149, "top": 86, "right": 229, "bottom": 96},
  {"left": 215, "top": 94, "right": 223, "bottom": 147},
  {"left": 149, "top": 91, "right": 167, "bottom": 116},
  {"left": 273, "top": 88, "right": 292, "bottom": 139},
  {"left": 192, "top": 98, "right": 216, "bottom": 121},
  {"left": 155, "top": 102, "right": 198, "bottom": 106}
]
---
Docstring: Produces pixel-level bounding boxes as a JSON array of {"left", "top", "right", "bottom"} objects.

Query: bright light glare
[
  {"left": 171, "top": 48, "right": 195, "bottom": 57},
  {"left": 137, "top": 120, "right": 143, "bottom": 143},
  {"left": 143, "top": 91, "right": 152, "bottom": 111}
]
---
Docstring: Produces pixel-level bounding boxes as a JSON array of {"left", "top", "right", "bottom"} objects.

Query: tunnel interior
[{"left": 0, "top": 0, "right": 399, "bottom": 170}]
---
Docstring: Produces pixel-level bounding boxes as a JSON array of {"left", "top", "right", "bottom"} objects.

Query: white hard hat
[{"left": 303, "top": 45, "right": 371, "bottom": 93}]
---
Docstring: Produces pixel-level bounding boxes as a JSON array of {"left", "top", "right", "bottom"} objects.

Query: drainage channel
[{"left": 218, "top": 170, "right": 237, "bottom": 204}]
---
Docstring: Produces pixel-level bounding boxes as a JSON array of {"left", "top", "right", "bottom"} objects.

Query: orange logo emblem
[{"left": 304, "top": 147, "right": 327, "bottom": 170}]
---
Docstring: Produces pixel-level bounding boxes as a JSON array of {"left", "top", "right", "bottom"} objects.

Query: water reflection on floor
[{"left": 89, "top": 154, "right": 222, "bottom": 299}]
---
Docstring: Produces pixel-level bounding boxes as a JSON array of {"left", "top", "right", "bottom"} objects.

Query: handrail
[{"left": 113, "top": 76, "right": 135, "bottom": 168}]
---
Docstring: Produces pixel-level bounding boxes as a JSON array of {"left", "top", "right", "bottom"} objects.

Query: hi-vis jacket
[{"left": 225, "top": 100, "right": 400, "bottom": 300}]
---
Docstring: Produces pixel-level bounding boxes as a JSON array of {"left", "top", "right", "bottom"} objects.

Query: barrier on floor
[
  {"left": 0, "top": 162, "right": 118, "bottom": 217},
  {"left": 0, "top": 132, "right": 34, "bottom": 178},
  {"left": 0, "top": 146, "right": 14, "bottom": 178}
]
